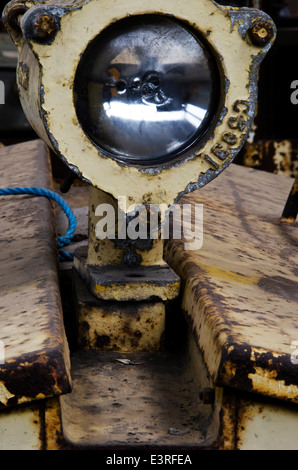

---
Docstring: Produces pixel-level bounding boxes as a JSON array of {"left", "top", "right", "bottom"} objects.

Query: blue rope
[{"left": 0, "top": 187, "right": 77, "bottom": 260}]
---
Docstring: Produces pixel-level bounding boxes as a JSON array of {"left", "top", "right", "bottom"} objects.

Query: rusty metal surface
[
  {"left": 60, "top": 349, "right": 219, "bottom": 449},
  {"left": 164, "top": 164, "right": 298, "bottom": 404},
  {"left": 237, "top": 140, "right": 298, "bottom": 178},
  {"left": 0, "top": 140, "right": 71, "bottom": 407},
  {"left": 74, "top": 245, "right": 180, "bottom": 302},
  {"left": 237, "top": 394, "right": 298, "bottom": 450},
  {"left": 74, "top": 272, "right": 166, "bottom": 353},
  {"left": 44, "top": 397, "right": 64, "bottom": 450}
]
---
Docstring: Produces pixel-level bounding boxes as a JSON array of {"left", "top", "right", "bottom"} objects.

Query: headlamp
[
  {"left": 3, "top": 0, "right": 276, "bottom": 214},
  {"left": 74, "top": 14, "right": 218, "bottom": 166}
]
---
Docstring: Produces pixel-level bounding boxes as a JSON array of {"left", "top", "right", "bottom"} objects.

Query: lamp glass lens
[{"left": 74, "top": 15, "right": 218, "bottom": 165}]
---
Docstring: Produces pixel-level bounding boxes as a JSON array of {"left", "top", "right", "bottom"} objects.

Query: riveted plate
[
  {"left": 60, "top": 349, "right": 219, "bottom": 449},
  {"left": 0, "top": 140, "right": 71, "bottom": 407}
]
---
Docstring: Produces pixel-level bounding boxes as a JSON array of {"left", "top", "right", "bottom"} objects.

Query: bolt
[
  {"left": 199, "top": 388, "right": 215, "bottom": 405},
  {"left": 31, "top": 13, "right": 58, "bottom": 41},
  {"left": 248, "top": 20, "right": 274, "bottom": 47}
]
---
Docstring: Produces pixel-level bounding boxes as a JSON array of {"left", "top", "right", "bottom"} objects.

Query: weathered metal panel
[
  {"left": 0, "top": 402, "right": 43, "bottom": 450},
  {"left": 164, "top": 163, "right": 298, "bottom": 403},
  {"left": 74, "top": 272, "right": 166, "bottom": 352},
  {"left": 74, "top": 246, "right": 180, "bottom": 302},
  {"left": 44, "top": 397, "right": 64, "bottom": 450},
  {"left": 0, "top": 140, "right": 71, "bottom": 407},
  {"left": 60, "top": 349, "right": 220, "bottom": 449},
  {"left": 237, "top": 140, "right": 298, "bottom": 177},
  {"left": 237, "top": 397, "right": 298, "bottom": 450}
]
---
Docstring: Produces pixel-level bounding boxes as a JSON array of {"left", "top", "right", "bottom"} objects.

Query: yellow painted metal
[
  {"left": 0, "top": 141, "right": 296, "bottom": 450},
  {"left": 77, "top": 300, "right": 166, "bottom": 352},
  {"left": 165, "top": 163, "right": 298, "bottom": 404},
  {"left": 0, "top": 140, "right": 71, "bottom": 408},
  {"left": 44, "top": 398, "right": 64, "bottom": 450},
  {"left": 74, "top": 252, "right": 180, "bottom": 301},
  {"left": 59, "top": 347, "right": 220, "bottom": 449},
  {"left": 241, "top": 140, "right": 298, "bottom": 178},
  {"left": 237, "top": 397, "right": 298, "bottom": 450},
  {"left": 2, "top": 1, "right": 297, "bottom": 451},
  {"left": 91, "top": 281, "right": 179, "bottom": 302},
  {"left": 74, "top": 273, "right": 166, "bottom": 352},
  {"left": 55, "top": 158, "right": 298, "bottom": 450},
  {"left": 0, "top": 403, "right": 43, "bottom": 450}
]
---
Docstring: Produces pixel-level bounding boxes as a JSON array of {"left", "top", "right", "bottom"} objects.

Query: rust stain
[
  {"left": 0, "top": 353, "right": 71, "bottom": 407},
  {"left": 238, "top": 140, "right": 298, "bottom": 178},
  {"left": 44, "top": 398, "right": 65, "bottom": 450},
  {"left": 216, "top": 388, "right": 237, "bottom": 450}
]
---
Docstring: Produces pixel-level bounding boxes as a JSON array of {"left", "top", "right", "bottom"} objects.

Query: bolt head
[
  {"left": 249, "top": 20, "right": 275, "bottom": 46},
  {"left": 22, "top": 9, "right": 60, "bottom": 44},
  {"left": 32, "top": 14, "right": 58, "bottom": 40}
]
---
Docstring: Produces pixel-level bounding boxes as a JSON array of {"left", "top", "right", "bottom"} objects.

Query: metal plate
[
  {"left": 0, "top": 140, "right": 71, "bottom": 407},
  {"left": 60, "top": 350, "right": 218, "bottom": 449},
  {"left": 164, "top": 164, "right": 298, "bottom": 403}
]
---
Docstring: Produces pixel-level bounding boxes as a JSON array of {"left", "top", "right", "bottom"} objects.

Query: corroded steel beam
[{"left": 0, "top": 140, "right": 71, "bottom": 408}]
